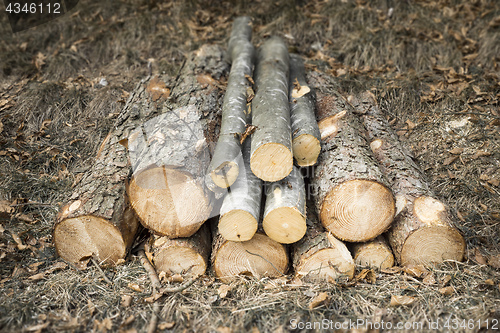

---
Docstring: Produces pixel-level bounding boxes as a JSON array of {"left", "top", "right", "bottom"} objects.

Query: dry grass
[{"left": 0, "top": 0, "right": 499, "bottom": 332}]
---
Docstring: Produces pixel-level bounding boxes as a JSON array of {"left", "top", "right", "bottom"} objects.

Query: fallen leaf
[
  {"left": 218, "top": 284, "right": 231, "bottom": 298},
  {"left": 471, "top": 150, "right": 491, "bottom": 159},
  {"left": 146, "top": 76, "right": 170, "bottom": 101},
  {"left": 121, "top": 295, "right": 132, "bottom": 307},
  {"left": 127, "top": 283, "right": 142, "bottom": 292},
  {"left": 475, "top": 248, "right": 488, "bottom": 265},
  {"left": 28, "top": 272, "right": 45, "bottom": 281},
  {"left": 487, "top": 254, "right": 500, "bottom": 269},
  {"left": 439, "top": 286, "right": 454, "bottom": 295},
  {"left": 355, "top": 269, "right": 376, "bottom": 284},
  {"left": 308, "top": 292, "right": 329, "bottom": 309},
  {"left": 406, "top": 119, "right": 416, "bottom": 130},
  {"left": 449, "top": 147, "right": 464, "bottom": 154},
  {"left": 158, "top": 322, "right": 176, "bottom": 330},
  {"left": 403, "top": 265, "right": 429, "bottom": 278},
  {"left": 390, "top": 295, "right": 416, "bottom": 306},
  {"left": 11, "top": 232, "right": 27, "bottom": 250},
  {"left": 485, "top": 279, "right": 495, "bottom": 286},
  {"left": 423, "top": 274, "right": 436, "bottom": 285},
  {"left": 0, "top": 200, "right": 14, "bottom": 218},
  {"left": 443, "top": 156, "right": 458, "bottom": 166}
]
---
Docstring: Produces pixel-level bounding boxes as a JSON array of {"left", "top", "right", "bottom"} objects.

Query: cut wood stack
[
  {"left": 54, "top": 16, "right": 466, "bottom": 283},
  {"left": 349, "top": 92, "right": 465, "bottom": 266},
  {"left": 307, "top": 71, "right": 396, "bottom": 243}
]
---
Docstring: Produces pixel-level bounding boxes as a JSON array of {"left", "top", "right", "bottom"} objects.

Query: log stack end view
[{"left": 53, "top": 17, "right": 466, "bottom": 284}]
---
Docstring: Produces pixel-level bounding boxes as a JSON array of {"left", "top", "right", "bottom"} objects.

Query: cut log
[
  {"left": 292, "top": 211, "right": 354, "bottom": 282},
  {"left": 350, "top": 91, "right": 465, "bottom": 266},
  {"left": 218, "top": 139, "right": 262, "bottom": 242},
  {"left": 54, "top": 80, "right": 153, "bottom": 267},
  {"left": 212, "top": 228, "right": 288, "bottom": 283},
  {"left": 250, "top": 36, "right": 293, "bottom": 182},
  {"left": 262, "top": 166, "right": 306, "bottom": 244},
  {"left": 126, "top": 45, "right": 229, "bottom": 238},
  {"left": 206, "top": 17, "right": 255, "bottom": 195},
  {"left": 307, "top": 72, "right": 395, "bottom": 242},
  {"left": 146, "top": 223, "right": 211, "bottom": 279},
  {"left": 350, "top": 236, "right": 394, "bottom": 270},
  {"left": 288, "top": 54, "right": 321, "bottom": 167}
]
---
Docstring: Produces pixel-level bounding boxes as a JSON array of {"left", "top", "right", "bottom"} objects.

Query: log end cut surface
[
  {"left": 210, "top": 161, "right": 239, "bottom": 188},
  {"left": 296, "top": 234, "right": 355, "bottom": 282},
  {"left": 353, "top": 242, "right": 394, "bottom": 270},
  {"left": 214, "top": 233, "right": 288, "bottom": 283},
  {"left": 401, "top": 226, "right": 465, "bottom": 266},
  {"left": 292, "top": 134, "right": 321, "bottom": 167},
  {"left": 154, "top": 247, "right": 207, "bottom": 278},
  {"left": 399, "top": 196, "right": 465, "bottom": 266},
  {"left": 250, "top": 143, "right": 293, "bottom": 182},
  {"left": 54, "top": 216, "right": 128, "bottom": 267},
  {"left": 321, "top": 179, "right": 395, "bottom": 242},
  {"left": 263, "top": 207, "right": 307, "bottom": 244},
  {"left": 219, "top": 210, "right": 258, "bottom": 242},
  {"left": 129, "top": 166, "right": 210, "bottom": 238}
]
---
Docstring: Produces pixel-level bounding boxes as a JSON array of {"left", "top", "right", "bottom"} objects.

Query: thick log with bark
[
  {"left": 212, "top": 227, "right": 288, "bottom": 283},
  {"left": 146, "top": 223, "right": 211, "bottom": 279},
  {"left": 127, "top": 45, "right": 228, "bottom": 238},
  {"left": 262, "top": 166, "right": 306, "bottom": 244},
  {"left": 350, "top": 236, "right": 394, "bottom": 270},
  {"left": 250, "top": 36, "right": 293, "bottom": 182},
  {"left": 288, "top": 54, "right": 321, "bottom": 167},
  {"left": 351, "top": 91, "right": 465, "bottom": 266},
  {"left": 307, "top": 72, "right": 395, "bottom": 242},
  {"left": 206, "top": 17, "right": 254, "bottom": 195},
  {"left": 54, "top": 79, "right": 153, "bottom": 267},
  {"left": 218, "top": 139, "right": 262, "bottom": 241},
  {"left": 292, "top": 211, "right": 354, "bottom": 282}
]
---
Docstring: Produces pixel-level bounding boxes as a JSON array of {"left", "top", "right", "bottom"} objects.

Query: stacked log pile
[{"left": 54, "top": 16, "right": 465, "bottom": 284}]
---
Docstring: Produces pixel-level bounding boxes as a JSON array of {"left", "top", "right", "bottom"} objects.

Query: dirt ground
[{"left": 0, "top": 0, "right": 499, "bottom": 332}]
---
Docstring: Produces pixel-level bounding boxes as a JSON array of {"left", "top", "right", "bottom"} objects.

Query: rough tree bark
[
  {"left": 350, "top": 91, "right": 465, "bottom": 266},
  {"left": 288, "top": 54, "right": 321, "bottom": 167},
  {"left": 292, "top": 210, "right": 354, "bottom": 282},
  {"left": 127, "top": 45, "right": 228, "bottom": 238},
  {"left": 262, "top": 166, "right": 306, "bottom": 244},
  {"left": 218, "top": 139, "right": 262, "bottom": 242},
  {"left": 250, "top": 36, "right": 293, "bottom": 182},
  {"left": 212, "top": 225, "right": 288, "bottom": 283},
  {"left": 146, "top": 223, "right": 211, "bottom": 279},
  {"left": 54, "top": 76, "right": 157, "bottom": 267},
  {"left": 307, "top": 71, "right": 395, "bottom": 242},
  {"left": 350, "top": 236, "right": 394, "bottom": 270},
  {"left": 206, "top": 17, "right": 255, "bottom": 196}
]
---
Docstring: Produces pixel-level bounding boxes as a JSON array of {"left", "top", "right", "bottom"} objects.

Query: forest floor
[{"left": 0, "top": 0, "right": 499, "bottom": 332}]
